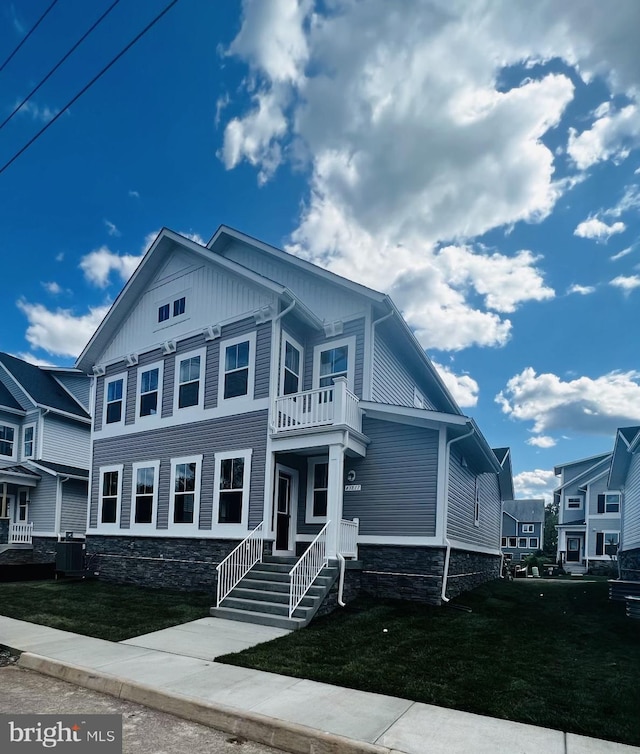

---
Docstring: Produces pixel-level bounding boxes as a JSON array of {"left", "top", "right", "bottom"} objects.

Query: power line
[
  {"left": 0, "top": 0, "right": 181, "bottom": 177},
  {"left": 0, "top": 0, "right": 60, "bottom": 75},
  {"left": 1, "top": 0, "right": 122, "bottom": 133}
]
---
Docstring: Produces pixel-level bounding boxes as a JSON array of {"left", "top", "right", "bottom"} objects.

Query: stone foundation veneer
[
  {"left": 445, "top": 549, "right": 501, "bottom": 600},
  {"left": 0, "top": 519, "right": 8, "bottom": 545},
  {"left": 619, "top": 548, "right": 640, "bottom": 581}
]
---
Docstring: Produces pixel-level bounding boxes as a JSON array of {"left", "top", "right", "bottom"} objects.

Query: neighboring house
[
  {"left": 608, "top": 426, "right": 640, "bottom": 581},
  {"left": 0, "top": 353, "right": 91, "bottom": 564},
  {"left": 554, "top": 450, "right": 620, "bottom": 574},
  {"left": 76, "top": 225, "right": 509, "bottom": 626},
  {"left": 501, "top": 499, "right": 545, "bottom": 563}
]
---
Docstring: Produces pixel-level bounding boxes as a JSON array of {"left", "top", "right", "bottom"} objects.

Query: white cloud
[
  {"left": 568, "top": 104, "right": 640, "bottom": 170},
  {"left": 610, "top": 246, "right": 634, "bottom": 262},
  {"left": 567, "top": 283, "right": 596, "bottom": 295},
  {"left": 104, "top": 219, "right": 121, "bottom": 237},
  {"left": 497, "top": 367, "right": 640, "bottom": 435},
  {"left": 181, "top": 231, "right": 206, "bottom": 246},
  {"left": 79, "top": 246, "right": 142, "bottom": 288},
  {"left": 513, "top": 469, "right": 557, "bottom": 503},
  {"left": 610, "top": 274, "right": 640, "bottom": 292},
  {"left": 14, "top": 352, "right": 55, "bottom": 367},
  {"left": 604, "top": 184, "right": 640, "bottom": 218},
  {"left": 42, "top": 281, "right": 62, "bottom": 295},
  {"left": 526, "top": 435, "right": 557, "bottom": 448},
  {"left": 574, "top": 217, "right": 626, "bottom": 242},
  {"left": 432, "top": 361, "right": 479, "bottom": 408},
  {"left": 128, "top": 189, "right": 140, "bottom": 199},
  {"left": 17, "top": 300, "right": 110, "bottom": 358},
  {"left": 15, "top": 99, "right": 59, "bottom": 123},
  {"left": 55, "top": 252, "right": 64, "bottom": 262}
]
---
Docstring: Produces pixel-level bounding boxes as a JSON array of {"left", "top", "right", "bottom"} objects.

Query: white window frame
[
  {"left": 98, "top": 464, "right": 123, "bottom": 533},
  {"left": 508, "top": 537, "right": 517, "bottom": 548},
  {"left": 155, "top": 289, "right": 190, "bottom": 330},
  {"left": 518, "top": 537, "right": 527, "bottom": 548},
  {"left": 136, "top": 360, "right": 164, "bottom": 421},
  {"left": 22, "top": 423, "right": 36, "bottom": 460},
  {"left": 130, "top": 460, "right": 160, "bottom": 530},
  {"left": 173, "top": 347, "right": 206, "bottom": 414},
  {"left": 103, "top": 372, "right": 127, "bottom": 427},
  {"left": 218, "top": 332, "right": 257, "bottom": 406},
  {"left": 306, "top": 456, "right": 329, "bottom": 524},
  {"left": 280, "top": 334, "right": 304, "bottom": 397},
  {"left": 604, "top": 492, "right": 621, "bottom": 514},
  {"left": 16, "top": 488, "right": 29, "bottom": 522},
  {"left": 501, "top": 537, "right": 507, "bottom": 547},
  {"left": 565, "top": 494, "right": 583, "bottom": 510},
  {"left": 528, "top": 537, "right": 539, "bottom": 549},
  {"left": 0, "top": 421, "right": 18, "bottom": 461},
  {"left": 213, "top": 449, "right": 252, "bottom": 537},
  {"left": 169, "top": 455, "right": 203, "bottom": 532},
  {"left": 312, "top": 335, "right": 356, "bottom": 392},
  {"left": 521, "top": 524, "right": 534, "bottom": 534}
]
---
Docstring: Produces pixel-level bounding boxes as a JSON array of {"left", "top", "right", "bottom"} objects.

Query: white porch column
[
  {"left": 326, "top": 442, "right": 345, "bottom": 559},
  {"left": 333, "top": 376, "right": 347, "bottom": 424}
]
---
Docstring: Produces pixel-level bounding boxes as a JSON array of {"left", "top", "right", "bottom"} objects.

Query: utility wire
[
  {"left": 0, "top": 0, "right": 180, "bottom": 177},
  {"left": 0, "top": 0, "right": 60, "bottom": 75},
  {"left": 1, "top": 0, "right": 122, "bottom": 133}
]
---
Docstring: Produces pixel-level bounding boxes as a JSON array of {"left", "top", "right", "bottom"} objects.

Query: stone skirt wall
[
  {"left": 86, "top": 535, "right": 246, "bottom": 592},
  {"left": 33, "top": 537, "right": 57, "bottom": 564},
  {"left": 0, "top": 520, "right": 8, "bottom": 545},
  {"left": 444, "top": 549, "right": 501, "bottom": 600},
  {"left": 619, "top": 548, "right": 640, "bottom": 581}
]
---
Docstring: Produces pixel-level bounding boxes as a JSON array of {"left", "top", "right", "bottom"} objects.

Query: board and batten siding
[
  {"left": 60, "top": 478, "right": 88, "bottom": 535},
  {"left": 371, "top": 335, "right": 436, "bottom": 409},
  {"left": 99, "top": 250, "right": 277, "bottom": 364},
  {"left": 622, "top": 451, "right": 640, "bottom": 552},
  {"left": 41, "top": 414, "right": 90, "bottom": 468},
  {"left": 29, "top": 472, "right": 58, "bottom": 532},
  {"left": 342, "top": 416, "right": 438, "bottom": 537},
  {"left": 89, "top": 410, "right": 268, "bottom": 533},
  {"left": 447, "top": 449, "right": 501, "bottom": 549}
]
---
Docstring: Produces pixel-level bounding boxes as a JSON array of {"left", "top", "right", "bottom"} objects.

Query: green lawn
[
  {"left": 218, "top": 579, "right": 640, "bottom": 747},
  {"left": 0, "top": 580, "right": 211, "bottom": 642}
]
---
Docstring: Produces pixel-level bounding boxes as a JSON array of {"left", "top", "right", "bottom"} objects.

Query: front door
[
  {"left": 567, "top": 537, "right": 581, "bottom": 562},
  {"left": 274, "top": 465, "right": 297, "bottom": 553}
]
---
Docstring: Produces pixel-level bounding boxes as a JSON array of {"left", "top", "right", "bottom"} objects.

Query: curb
[{"left": 17, "top": 652, "right": 391, "bottom": 754}]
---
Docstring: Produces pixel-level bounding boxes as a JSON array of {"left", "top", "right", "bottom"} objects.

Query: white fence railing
[
  {"left": 216, "top": 522, "right": 264, "bottom": 607},
  {"left": 273, "top": 378, "right": 361, "bottom": 434},
  {"left": 339, "top": 518, "right": 359, "bottom": 558},
  {"left": 10, "top": 522, "right": 33, "bottom": 544},
  {"left": 289, "top": 521, "right": 329, "bottom": 618}
]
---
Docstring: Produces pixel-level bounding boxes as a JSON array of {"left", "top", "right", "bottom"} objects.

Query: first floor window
[
  {"left": 312, "top": 461, "right": 328, "bottom": 518},
  {"left": 173, "top": 462, "right": 197, "bottom": 523},
  {"left": 218, "top": 457, "right": 246, "bottom": 524},
  {"left": 508, "top": 537, "right": 517, "bottom": 548},
  {"left": 596, "top": 532, "right": 619, "bottom": 556},
  {"left": 23, "top": 425, "right": 34, "bottom": 458},
  {"left": 17, "top": 489, "right": 29, "bottom": 522},
  {"left": 0, "top": 424, "right": 15, "bottom": 458},
  {"left": 529, "top": 537, "right": 539, "bottom": 549},
  {"left": 501, "top": 537, "right": 507, "bottom": 547},
  {"left": 133, "top": 464, "right": 157, "bottom": 524},
  {"left": 101, "top": 469, "right": 120, "bottom": 524}
]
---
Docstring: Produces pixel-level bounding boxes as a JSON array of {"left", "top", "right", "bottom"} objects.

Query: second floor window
[
  {"left": 139, "top": 367, "right": 160, "bottom": 417},
  {"left": 0, "top": 424, "right": 15, "bottom": 458},
  {"left": 224, "top": 340, "right": 250, "bottom": 399},
  {"left": 133, "top": 464, "right": 157, "bottom": 525},
  {"left": 177, "top": 356, "right": 201, "bottom": 408},
  {"left": 23, "top": 425, "right": 34, "bottom": 458},
  {"left": 106, "top": 378, "right": 124, "bottom": 424},
  {"left": 282, "top": 340, "right": 302, "bottom": 395},
  {"left": 319, "top": 345, "right": 348, "bottom": 387},
  {"left": 522, "top": 524, "right": 534, "bottom": 533}
]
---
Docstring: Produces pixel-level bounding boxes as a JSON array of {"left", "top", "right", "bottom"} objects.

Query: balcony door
[{"left": 274, "top": 465, "right": 298, "bottom": 554}]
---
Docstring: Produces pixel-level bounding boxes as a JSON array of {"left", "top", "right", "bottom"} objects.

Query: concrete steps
[{"left": 210, "top": 555, "right": 339, "bottom": 630}]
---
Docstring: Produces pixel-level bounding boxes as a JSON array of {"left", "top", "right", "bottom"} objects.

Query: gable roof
[
  {"left": 493, "top": 447, "right": 515, "bottom": 500},
  {"left": 0, "top": 353, "right": 89, "bottom": 420},
  {"left": 0, "top": 380, "right": 23, "bottom": 413},
  {"left": 554, "top": 453, "right": 612, "bottom": 492},
  {"left": 609, "top": 425, "right": 640, "bottom": 489},
  {"left": 554, "top": 451, "right": 611, "bottom": 477},
  {"left": 502, "top": 499, "right": 545, "bottom": 523},
  {"left": 29, "top": 460, "right": 89, "bottom": 478}
]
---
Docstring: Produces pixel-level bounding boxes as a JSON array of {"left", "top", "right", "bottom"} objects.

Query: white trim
[
  {"left": 21, "top": 422, "right": 36, "bottom": 460},
  {"left": 518, "top": 537, "right": 527, "bottom": 548},
  {"left": 413, "top": 386, "right": 426, "bottom": 409},
  {"left": 273, "top": 463, "right": 298, "bottom": 554},
  {"left": 212, "top": 449, "right": 252, "bottom": 537},
  {"left": 279, "top": 333, "right": 304, "bottom": 397},
  {"left": 173, "top": 346, "right": 207, "bottom": 415},
  {"left": 217, "top": 331, "right": 257, "bottom": 406},
  {"left": 0, "top": 420, "right": 19, "bottom": 461},
  {"left": 435, "top": 426, "right": 447, "bottom": 542},
  {"left": 521, "top": 524, "right": 534, "bottom": 533},
  {"left": 97, "top": 464, "right": 123, "bottom": 534},
  {"left": 446, "top": 538, "right": 502, "bottom": 556},
  {"left": 130, "top": 460, "right": 161, "bottom": 530},
  {"left": 604, "top": 491, "right": 621, "bottom": 514},
  {"left": 565, "top": 494, "right": 583, "bottom": 510},
  {"left": 313, "top": 335, "right": 356, "bottom": 392},
  {"left": 136, "top": 360, "right": 164, "bottom": 423},
  {"left": 528, "top": 537, "right": 539, "bottom": 549},
  {"left": 355, "top": 535, "right": 442, "bottom": 546},
  {"left": 102, "top": 371, "right": 127, "bottom": 428},
  {"left": 305, "top": 456, "right": 329, "bottom": 524},
  {"left": 54, "top": 477, "right": 62, "bottom": 534},
  {"left": 168, "top": 454, "right": 203, "bottom": 532}
]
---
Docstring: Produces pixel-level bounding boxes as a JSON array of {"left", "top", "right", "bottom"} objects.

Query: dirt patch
[{"left": 0, "top": 646, "right": 19, "bottom": 667}]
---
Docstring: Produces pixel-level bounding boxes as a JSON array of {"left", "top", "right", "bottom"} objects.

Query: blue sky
[{"left": 2, "top": 0, "right": 640, "bottom": 500}]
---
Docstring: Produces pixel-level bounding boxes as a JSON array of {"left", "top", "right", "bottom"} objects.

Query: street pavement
[{"left": 0, "top": 614, "right": 638, "bottom": 754}]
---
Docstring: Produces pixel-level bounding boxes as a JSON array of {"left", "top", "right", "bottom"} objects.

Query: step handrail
[
  {"left": 289, "top": 521, "right": 329, "bottom": 618},
  {"left": 216, "top": 522, "right": 264, "bottom": 607}
]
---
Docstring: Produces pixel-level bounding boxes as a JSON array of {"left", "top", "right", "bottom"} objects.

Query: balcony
[{"left": 272, "top": 377, "right": 362, "bottom": 435}]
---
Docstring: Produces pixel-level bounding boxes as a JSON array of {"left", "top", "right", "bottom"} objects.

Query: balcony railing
[
  {"left": 272, "top": 378, "right": 361, "bottom": 435},
  {"left": 10, "top": 522, "right": 33, "bottom": 544}
]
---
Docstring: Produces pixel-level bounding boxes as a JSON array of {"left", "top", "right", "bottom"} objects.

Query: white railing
[
  {"left": 289, "top": 521, "right": 329, "bottom": 618},
  {"left": 273, "top": 378, "right": 361, "bottom": 434},
  {"left": 10, "top": 522, "right": 33, "bottom": 544},
  {"left": 339, "top": 518, "right": 359, "bottom": 558},
  {"left": 216, "top": 522, "right": 264, "bottom": 607}
]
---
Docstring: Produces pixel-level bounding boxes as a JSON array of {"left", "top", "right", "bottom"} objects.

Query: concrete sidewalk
[{"left": 0, "top": 615, "right": 637, "bottom": 754}]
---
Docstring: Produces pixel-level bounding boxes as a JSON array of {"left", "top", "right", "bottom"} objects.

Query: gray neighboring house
[
  {"left": 609, "top": 426, "right": 640, "bottom": 580},
  {"left": 501, "top": 499, "right": 545, "bottom": 563},
  {"left": 76, "top": 225, "right": 510, "bottom": 626},
  {"left": 554, "top": 450, "right": 619, "bottom": 575},
  {"left": 0, "top": 353, "right": 91, "bottom": 564}
]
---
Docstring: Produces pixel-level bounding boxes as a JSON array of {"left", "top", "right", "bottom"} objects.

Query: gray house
[
  {"left": 76, "top": 226, "right": 509, "bottom": 627},
  {"left": 501, "top": 499, "right": 545, "bottom": 563},
  {"left": 554, "top": 451, "right": 619, "bottom": 575},
  {"left": 0, "top": 353, "right": 91, "bottom": 564},
  {"left": 609, "top": 426, "right": 640, "bottom": 580}
]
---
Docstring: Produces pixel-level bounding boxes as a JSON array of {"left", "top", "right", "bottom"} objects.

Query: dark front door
[
  {"left": 567, "top": 537, "right": 581, "bottom": 562},
  {"left": 275, "top": 470, "right": 292, "bottom": 552}
]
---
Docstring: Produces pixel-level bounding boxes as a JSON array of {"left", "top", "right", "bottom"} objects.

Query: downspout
[{"left": 441, "top": 425, "right": 475, "bottom": 603}]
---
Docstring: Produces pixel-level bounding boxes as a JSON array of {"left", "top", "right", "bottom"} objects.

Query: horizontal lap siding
[
  {"left": 30, "top": 473, "right": 58, "bottom": 532},
  {"left": 89, "top": 410, "right": 268, "bottom": 533},
  {"left": 623, "top": 452, "right": 640, "bottom": 551},
  {"left": 53, "top": 373, "right": 91, "bottom": 411},
  {"left": 60, "top": 478, "right": 88, "bottom": 535},
  {"left": 343, "top": 417, "right": 438, "bottom": 536},
  {"left": 372, "top": 336, "right": 435, "bottom": 409},
  {"left": 303, "top": 318, "right": 365, "bottom": 398},
  {"left": 41, "top": 415, "right": 90, "bottom": 468}
]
